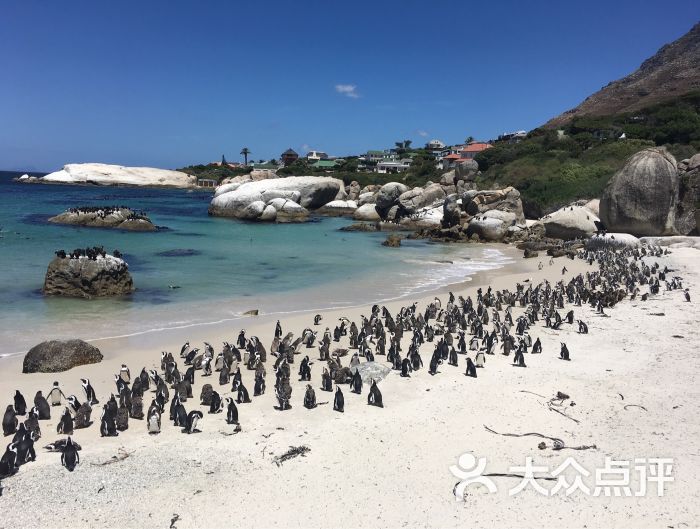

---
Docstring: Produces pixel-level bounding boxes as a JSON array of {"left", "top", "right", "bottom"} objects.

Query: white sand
[{"left": 0, "top": 248, "right": 698, "bottom": 529}]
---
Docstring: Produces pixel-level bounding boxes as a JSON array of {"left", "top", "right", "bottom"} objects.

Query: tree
[
  {"left": 404, "top": 139, "right": 412, "bottom": 149},
  {"left": 221, "top": 154, "right": 227, "bottom": 166},
  {"left": 240, "top": 147, "right": 251, "bottom": 166},
  {"left": 465, "top": 136, "right": 474, "bottom": 144}
]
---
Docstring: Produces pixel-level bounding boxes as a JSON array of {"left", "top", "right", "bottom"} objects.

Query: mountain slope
[{"left": 545, "top": 22, "right": 700, "bottom": 128}]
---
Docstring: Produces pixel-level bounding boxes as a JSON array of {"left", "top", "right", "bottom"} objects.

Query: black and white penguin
[
  {"left": 56, "top": 407, "right": 73, "bottom": 435},
  {"left": 74, "top": 402, "right": 92, "bottom": 429},
  {"left": 13, "top": 391, "right": 27, "bottom": 416},
  {"left": 209, "top": 391, "right": 222, "bottom": 414},
  {"left": 532, "top": 337, "right": 542, "bottom": 354},
  {"left": 513, "top": 350, "right": 527, "bottom": 368},
  {"left": 147, "top": 408, "right": 161, "bottom": 434},
  {"left": 116, "top": 403, "right": 129, "bottom": 431},
  {"left": 298, "top": 356, "right": 312, "bottom": 381},
  {"left": 47, "top": 382, "right": 65, "bottom": 407},
  {"left": 303, "top": 384, "right": 317, "bottom": 409},
  {"left": 119, "top": 364, "right": 131, "bottom": 384},
  {"left": 367, "top": 380, "right": 383, "bottom": 408},
  {"left": 2, "top": 406, "right": 18, "bottom": 436},
  {"left": 34, "top": 392, "right": 51, "bottom": 420},
  {"left": 253, "top": 374, "right": 265, "bottom": 397},
  {"left": 99, "top": 405, "right": 118, "bottom": 437},
  {"left": 0, "top": 442, "right": 19, "bottom": 477},
  {"left": 465, "top": 357, "right": 477, "bottom": 378},
  {"left": 333, "top": 386, "right": 344, "bottom": 413},
  {"left": 321, "top": 368, "right": 333, "bottom": 392},
  {"left": 23, "top": 408, "right": 41, "bottom": 440},
  {"left": 314, "top": 314, "right": 322, "bottom": 325},
  {"left": 225, "top": 397, "right": 239, "bottom": 425},
  {"left": 61, "top": 437, "right": 80, "bottom": 471},
  {"left": 180, "top": 341, "right": 190, "bottom": 358},
  {"left": 560, "top": 343, "right": 571, "bottom": 361},
  {"left": 578, "top": 320, "right": 588, "bottom": 334},
  {"left": 351, "top": 370, "right": 362, "bottom": 394},
  {"left": 400, "top": 357, "right": 412, "bottom": 378},
  {"left": 81, "top": 379, "right": 99, "bottom": 405},
  {"left": 183, "top": 410, "right": 203, "bottom": 434},
  {"left": 130, "top": 395, "right": 144, "bottom": 420},
  {"left": 237, "top": 382, "right": 251, "bottom": 404}
]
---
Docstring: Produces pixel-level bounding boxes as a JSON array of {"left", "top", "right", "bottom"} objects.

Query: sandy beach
[{"left": 0, "top": 246, "right": 698, "bottom": 529}]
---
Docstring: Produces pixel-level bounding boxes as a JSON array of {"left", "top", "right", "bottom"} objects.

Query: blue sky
[{"left": 0, "top": 0, "right": 698, "bottom": 172}]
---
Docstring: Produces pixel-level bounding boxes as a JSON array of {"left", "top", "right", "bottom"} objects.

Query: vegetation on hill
[
  {"left": 178, "top": 164, "right": 252, "bottom": 183},
  {"left": 476, "top": 91, "right": 700, "bottom": 216}
]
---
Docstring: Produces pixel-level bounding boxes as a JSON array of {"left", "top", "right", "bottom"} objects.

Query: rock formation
[
  {"left": 48, "top": 207, "right": 156, "bottom": 231},
  {"left": 600, "top": 147, "right": 679, "bottom": 236},
  {"left": 36, "top": 163, "right": 196, "bottom": 188},
  {"left": 23, "top": 339, "right": 103, "bottom": 373},
  {"left": 462, "top": 187, "right": 525, "bottom": 223},
  {"left": 541, "top": 205, "right": 600, "bottom": 239},
  {"left": 209, "top": 176, "right": 343, "bottom": 221},
  {"left": 43, "top": 254, "right": 134, "bottom": 299},
  {"left": 676, "top": 153, "right": 700, "bottom": 235}
]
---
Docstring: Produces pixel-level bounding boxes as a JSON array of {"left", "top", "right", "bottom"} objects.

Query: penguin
[
  {"left": 400, "top": 357, "right": 412, "bottom": 378},
  {"left": 183, "top": 410, "right": 203, "bottom": 434},
  {"left": 225, "top": 397, "right": 239, "bottom": 425},
  {"left": 67, "top": 395, "right": 81, "bottom": 414},
  {"left": 314, "top": 314, "right": 322, "bottom": 325},
  {"left": 12, "top": 423, "right": 28, "bottom": 445},
  {"left": 173, "top": 403, "right": 187, "bottom": 427},
  {"left": 321, "top": 368, "right": 333, "bottom": 392},
  {"left": 351, "top": 370, "right": 362, "bottom": 394},
  {"left": 74, "top": 403, "right": 92, "bottom": 429},
  {"left": 0, "top": 443, "right": 19, "bottom": 477},
  {"left": 23, "top": 408, "right": 41, "bottom": 440},
  {"left": 56, "top": 408, "right": 74, "bottom": 435},
  {"left": 15, "top": 431, "right": 36, "bottom": 465},
  {"left": 532, "top": 337, "right": 542, "bottom": 354},
  {"left": 428, "top": 351, "right": 441, "bottom": 376},
  {"left": 61, "top": 437, "right": 80, "bottom": 471},
  {"left": 2, "top": 406, "right": 17, "bottom": 436},
  {"left": 180, "top": 341, "right": 190, "bottom": 358},
  {"left": 100, "top": 405, "right": 117, "bottom": 437},
  {"left": 47, "top": 382, "right": 65, "bottom": 407},
  {"left": 465, "top": 357, "right": 477, "bottom": 378},
  {"left": 298, "top": 356, "right": 312, "bottom": 381},
  {"left": 578, "top": 320, "right": 588, "bottom": 334},
  {"left": 200, "top": 384, "right": 214, "bottom": 406},
  {"left": 218, "top": 363, "right": 229, "bottom": 386},
  {"left": 81, "top": 379, "right": 99, "bottom": 405},
  {"left": 106, "top": 394, "right": 119, "bottom": 419},
  {"left": 13, "top": 391, "right": 27, "bottom": 416},
  {"left": 209, "top": 391, "right": 223, "bottom": 414},
  {"left": 333, "top": 386, "right": 344, "bottom": 413},
  {"left": 119, "top": 364, "right": 131, "bottom": 384},
  {"left": 303, "top": 384, "right": 317, "bottom": 409},
  {"left": 253, "top": 374, "right": 265, "bottom": 397},
  {"left": 147, "top": 408, "right": 161, "bottom": 434},
  {"left": 685, "top": 289, "right": 691, "bottom": 302},
  {"left": 116, "top": 403, "right": 129, "bottom": 431},
  {"left": 475, "top": 350, "right": 485, "bottom": 368},
  {"left": 448, "top": 347, "right": 458, "bottom": 367},
  {"left": 130, "top": 395, "right": 144, "bottom": 420},
  {"left": 560, "top": 343, "right": 571, "bottom": 361},
  {"left": 237, "top": 382, "right": 251, "bottom": 404},
  {"left": 513, "top": 350, "right": 527, "bottom": 368},
  {"left": 367, "top": 380, "right": 383, "bottom": 408},
  {"left": 34, "top": 392, "right": 51, "bottom": 420}
]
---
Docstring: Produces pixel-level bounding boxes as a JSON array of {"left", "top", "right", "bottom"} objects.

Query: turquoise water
[{"left": 0, "top": 172, "right": 513, "bottom": 354}]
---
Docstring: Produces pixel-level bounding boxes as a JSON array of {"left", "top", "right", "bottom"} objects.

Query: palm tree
[
  {"left": 403, "top": 139, "right": 412, "bottom": 149},
  {"left": 240, "top": 147, "right": 251, "bottom": 166},
  {"left": 465, "top": 136, "right": 474, "bottom": 145}
]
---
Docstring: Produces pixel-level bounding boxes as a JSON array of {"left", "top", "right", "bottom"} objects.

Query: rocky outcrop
[
  {"left": 455, "top": 159, "right": 479, "bottom": 182},
  {"left": 375, "top": 182, "right": 409, "bottom": 218},
  {"left": 676, "top": 154, "right": 700, "bottom": 235},
  {"left": 346, "top": 181, "right": 361, "bottom": 201},
  {"left": 43, "top": 255, "right": 134, "bottom": 299},
  {"left": 398, "top": 184, "right": 446, "bottom": 215},
  {"left": 353, "top": 203, "right": 381, "bottom": 221},
  {"left": 316, "top": 200, "right": 358, "bottom": 216},
  {"left": 219, "top": 169, "right": 277, "bottom": 186},
  {"left": 467, "top": 211, "right": 517, "bottom": 242},
  {"left": 209, "top": 176, "right": 343, "bottom": 221},
  {"left": 441, "top": 195, "right": 461, "bottom": 228},
  {"left": 381, "top": 234, "right": 403, "bottom": 247},
  {"left": 600, "top": 147, "right": 679, "bottom": 236},
  {"left": 541, "top": 205, "right": 600, "bottom": 239},
  {"left": 48, "top": 207, "right": 156, "bottom": 232},
  {"left": 23, "top": 339, "right": 103, "bottom": 373},
  {"left": 462, "top": 187, "right": 525, "bottom": 223},
  {"left": 36, "top": 163, "right": 196, "bottom": 188}
]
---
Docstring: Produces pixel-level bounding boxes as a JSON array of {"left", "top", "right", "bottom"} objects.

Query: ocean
[{"left": 0, "top": 171, "right": 514, "bottom": 355}]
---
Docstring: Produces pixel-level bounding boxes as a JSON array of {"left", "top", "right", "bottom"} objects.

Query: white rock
[
  {"left": 41, "top": 163, "right": 196, "bottom": 188},
  {"left": 353, "top": 203, "right": 381, "bottom": 221},
  {"left": 317, "top": 200, "right": 358, "bottom": 216},
  {"left": 240, "top": 201, "right": 266, "bottom": 220},
  {"left": 358, "top": 192, "right": 377, "bottom": 206},
  {"left": 260, "top": 205, "right": 278, "bottom": 221},
  {"left": 542, "top": 205, "right": 600, "bottom": 239}
]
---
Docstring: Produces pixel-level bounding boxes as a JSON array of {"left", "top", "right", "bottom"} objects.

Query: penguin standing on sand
[
  {"left": 351, "top": 370, "right": 362, "bottom": 394},
  {"left": 81, "top": 379, "right": 99, "bottom": 405},
  {"left": 303, "top": 385, "right": 317, "bottom": 409},
  {"left": 183, "top": 410, "right": 203, "bottom": 434},
  {"left": 321, "top": 368, "right": 333, "bottom": 392},
  {"left": 61, "top": 437, "right": 80, "bottom": 471},
  {"left": 34, "top": 392, "right": 50, "bottom": 420},
  {"left": 465, "top": 357, "right": 477, "bottom": 378},
  {"left": 56, "top": 408, "right": 73, "bottom": 435},
  {"left": 225, "top": 398, "right": 239, "bottom": 425},
  {"left": 47, "top": 382, "right": 66, "bottom": 407},
  {"left": 560, "top": 343, "right": 571, "bottom": 361},
  {"left": 13, "top": 391, "right": 27, "bottom": 416},
  {"left": 367, "top": 380, "right": 383, "bottom": 408},
  {"left": 100, "top": 405, "right": 118, "bottom": 437},
  {"left": 333, "top": 386, "right": 345, "bottom": 413},
  {"left": 0, "top": 443, "right": 19, "bottom": 477},
  {"left": 147, "top": 409, "right": 161, "bottom": 434},
  {"left": 2, "top": 406, "right": 18, "bottom": 436}
]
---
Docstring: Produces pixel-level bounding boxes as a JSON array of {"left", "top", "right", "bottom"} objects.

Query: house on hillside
[
  {"left": 306, "top": 150, "right": 328, "bottom": 162},
  {"left": 497, "top": 130, "right": 527, "bottom": 144},
  {"left": 376, "top": 159, "right": 411, "bottom": 174},
  {"left": 426, "top": 139, "right": 445, "bottom": 150},
  {"left": 280, "top": 148, "right": 299, "bottom": 165},
  {"left": 460, "top": 142, "right": 492, "bottom": 159},
  {"left": 311, "top": 160, "right": 338, "bottom": 171}
]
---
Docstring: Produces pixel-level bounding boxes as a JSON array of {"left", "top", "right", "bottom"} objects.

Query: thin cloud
[
  {"left": 335, "top": 84, "right": 360, "bottom": 99},
  {"left": 417, "top": 130, "right": 429, "bottom": 137}
]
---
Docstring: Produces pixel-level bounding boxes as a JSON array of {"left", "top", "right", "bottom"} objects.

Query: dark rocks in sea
[
  {"left": 382, "top": 233, "right": 404, "bottom": 247},
  {"left": 23, "top": 339, "right": 103, "bottom": 373},
  {"left": 43, "top": 249, "right": 134, "bottom": 298},
  {"left": 48, "top": 206, "right": 157, "bottom": 232},
  {"left": 339, "top": 222, "right": 380, "bottom": 233},
  {"left": 155, "top": 249, "right": 201, "bottom": 257}
]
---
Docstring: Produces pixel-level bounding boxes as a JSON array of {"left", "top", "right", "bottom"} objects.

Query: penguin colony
[{"left": 1, "top": 243, "right": 689, "bottom": 481}]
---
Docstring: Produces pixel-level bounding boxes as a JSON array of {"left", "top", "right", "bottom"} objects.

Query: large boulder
[
  {"left": 39, "top": 163, "right": 196, "bottom": 188},
  {"left": 316, "top": 200, "right": 358, "bottom": 216},
  {"left": 219, "top": 169, "right": 277, "bottom": 187},
  {"left": 398, "top": 184, "right": 446, "bottom": 215},
  {"left": 353, "top": 203, "right": 381, "bottom": 221},
  {"left": 462, "top": 187, "right": 525, "bottom": 223},
  {"left": 375, "top": 182, "right": 409, "bottom": 218},
  {"left": 541, "top": 205, "right": 600, "bottom": 239},
  {"left": 346, "top": 181, "right": 361, "bottom": 201},
  {"left": 676, "top": 159, "right": 700, "bottom": 235},
  {"left": 600, "top": 147, "right": 679, "bottom": 236},
  {"left": 267, "top": 198, "right": 309, "bottom": 222},
  {"left": 48, "top": 207, "right": 156, "bottom": 232},
  {"left": 23, "top": 339, "right": 103, "bottom": 373},
  {"left": 358, "top": 192, "right": 377, "bottom": 206},
  {"left": 441, "top": 194, "right": 461, "bottom": 228},
  {"left": 43, "top": 254, "right": 134, "bottom": 299},
  {"left": 467, "top": 210, "right": 518, "bottom": 242},
  {"left": 455, "top": 159, "right": 479, "bottom": 182},
  {"left": 209, "top": 176, "right": 343, "bottom": 220}
]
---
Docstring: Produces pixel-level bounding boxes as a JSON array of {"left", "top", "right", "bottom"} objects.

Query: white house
[
  {"left": 376, "top": 159, "right": 411, "bottom": 174},
  {"left": 306, "top": 150, "right": 328, "bottom": 162}
]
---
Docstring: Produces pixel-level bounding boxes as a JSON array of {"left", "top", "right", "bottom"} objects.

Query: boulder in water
[{"left": 43, "top": 254, "right": 134, "bottom": 299}]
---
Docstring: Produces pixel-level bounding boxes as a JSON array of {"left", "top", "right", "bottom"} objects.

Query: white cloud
[
  {"left": 417, "top": 130, "right": 429, "bottom": 137},
  {"left": 301, "top": 144, "right": 310, "bottom": 152},
  {"left": 335, "top": 84, "right": 360, "bottom": 98}
]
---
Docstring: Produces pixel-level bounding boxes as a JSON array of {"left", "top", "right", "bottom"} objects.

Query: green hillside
[{"left": 476, "top": 91, "right": 700, "bottom": 216}]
